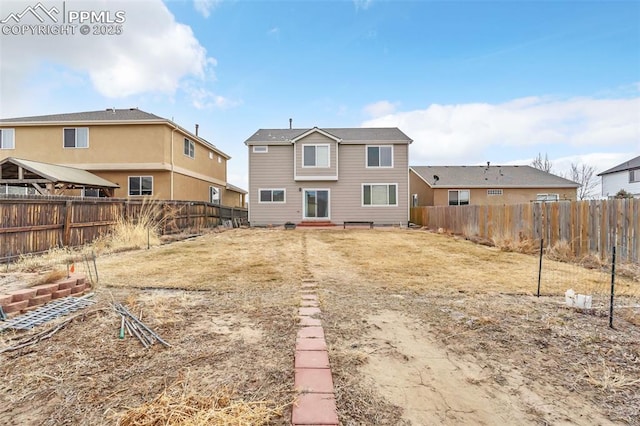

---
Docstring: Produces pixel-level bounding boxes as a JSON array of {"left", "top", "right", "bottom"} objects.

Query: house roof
[
  {"left": 410, "top": 165, "right": 580, "bottom": 189},
  {"left": 226, "top": 183, "right": 248, "bottom": 194},
  {"left": 244, "top": 127, "right": 413, "bottom": 144},
  {"left": 0, "top": 108, "right": 165, "bottom": 123},
  {"left": 0, "top": 157, "right": 119, "bottom": 188},
  {"left": 0, "top": 108, "right": 231, "bottom": 160},
  {"left": 597, "top": 155, "right": 640, "bottom": 176}
]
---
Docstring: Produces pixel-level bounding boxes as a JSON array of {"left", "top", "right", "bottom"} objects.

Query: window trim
[
  {"left": 366, "top": 145, "right": 394, "bottom": 168},
  {"left": 253, "top": 145, "right": 268, "bottom": 153},
  {"left": 362, "top": 183, "right": 398, "bottom": 207},
  {"left": 448, "top": 189, "right": 470, "bottom": 206},
  {"left": 302, "top": 144, "right": 330, "bottom": 168},
  {"left": 209, "top": 186, "right": 221, "bottom": 205},
  {"left": 536, "top": 193, "right": 559, "bottom": 202},
  {"left": 0, "top": 128, "right": 15, "bottom": 150},
  {"left": 487, "top": 189, "right": 503, "bottom": 196},
  {"left": 258, "top": 188, "right": 286, "bottom": 203},
  {"left": 184, "top": 138, "right": 195, "bottom": 159},
  {"left": 302, "top": 188, "right": 331, "bottom": 220},
  {"left": 62, "top": 127, "right": 89, "bottom": 149},
  {"left": 128, "top": 176, "right": 154, "bottom": 196},
  {"left": 630, "top": 169, "right": 640, "bottom": 183}
]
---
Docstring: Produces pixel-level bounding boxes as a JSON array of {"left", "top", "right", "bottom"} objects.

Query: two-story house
[
  {"left": 598, "top": 155, "right": 640, "bottom": 198},
  {"left": 0, "top": 108, "right": 246, "bottom": 206},
  {"left": 244, "top": 127, "right": 412, "bottom": 226}
]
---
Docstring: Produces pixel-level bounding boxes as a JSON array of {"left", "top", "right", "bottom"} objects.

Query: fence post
[
  {"left": 609, "top": 246, "right": 616, "bottom": 329},
  {"left": 62, "top": 200, "right": 73, "bottom": 246},
  {"left": 537, "top": 238, "right": 543, "bottom": 297}
]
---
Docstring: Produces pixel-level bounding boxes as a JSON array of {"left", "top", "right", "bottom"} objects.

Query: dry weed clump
[
  {"left": 491, "top": 232, "right": 538, "bottom": 255},
  {"left": 27, "top": 269, "right": 68, "bottom": 286},
  {"left": 94, "top": 198, "right": 163, "bottom": 253},
  {"left": 545, "top": 240, "right": 575, "bottom": 263},
  {"left": 118, "top": 381, "right": 288, "bottom": 426}
]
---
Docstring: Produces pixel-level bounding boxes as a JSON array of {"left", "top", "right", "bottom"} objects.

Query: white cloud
[
  {"left": 353, "top": 0, "right": 372, "bottom": 11},
  {"left": 194, "top": 0, "right": 221, "bottom": 18},
  {"left": 0, "top": 0, "right": 217, "bottom": 115},
  {"left": 363, "top": 100, "right": 399, "bottom": 118},
  {"left": 186, "top": 85, "right": 242, "bottom": 110},
  {"left": 362, "top": 96, "right": 640, "bottom": 166}
]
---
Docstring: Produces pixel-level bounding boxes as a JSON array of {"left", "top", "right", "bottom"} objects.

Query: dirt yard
[{"left": 1, "top": 228, "right": 639, "bottom": 425}]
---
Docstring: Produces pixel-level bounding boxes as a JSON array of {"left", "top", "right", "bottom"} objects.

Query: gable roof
[
  {"left": 244, "top": 127, "right": 412, "bottom": 145},
  {"left": 0, "top": 157, "right": 119, "bottom": 188},
  {"left": 597, "top": 155, "right": 640, "bottom": 176},
  {"left": 410, "top": 165, "right": 580, "bottom": 188},
  {"left": 0, "top": 108, "right": 231, "bottom": 160},
  {"left": 0, "top": 108, "right": 164, "bottom": 123}
]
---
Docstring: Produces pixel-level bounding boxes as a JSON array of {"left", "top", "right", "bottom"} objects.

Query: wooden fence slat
[{"left": 410, "top": 198, "right": 639, "bottom": 262}]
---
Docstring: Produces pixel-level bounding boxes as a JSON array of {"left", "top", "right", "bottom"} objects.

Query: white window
[
  {"left": 184, "top": 138, "right": 195, "bottom": 158},
  {"left": 1, "top": 185, "right": 36, "bottom": 195},
  {"left": 366, "top": 146, "right": 393, "bottom": 167},
  {"left": 82, "top": 188, "right": 100, "bottom": 197},
  {"left": 630, "top": 169, "right": 640, "bottom": 183},
  {"left": 253, "top": 146, "right": 268, "bottom": 153},
  {"left": 209, "top": 186, "right": 220, "bottom": 205},
  {"left": 487, "top": 189, "right": 503, "bottom": 196},
  {"left": 536, "top": 193, "right": 559, "bottom": 202},
  {"left": 129, "top": 176, "right": 153, "bottom": 196},
  {"left": 259, "top": 189, "right": 285, "bottom": 203},
  {"left": 209, "top": 152, "right": 214, "bottom": 159},
  {"left": 449, "top": 190, "right": 470, "bottom": 206},
  {"left": 0, "top": 128, "right": 15, "bottom": 149},
  {"left": 412, "top": 193, "right": 419, "bottom": 207},
  {"left": 303, "top": 144, "right": 330, "bottom": 167},
  {"left": 218, "top": 156, "right": 222, "bottom": 163},
  {"left": 63, "top": 127, "right": 88, "bottom": 148},
  {"left": 363, "top": 184, "right": 397, "bottom": 206}
]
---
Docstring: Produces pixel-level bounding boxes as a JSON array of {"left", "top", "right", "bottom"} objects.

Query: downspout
[{"left": 170, "top": 122, "right": 177, "bottom": 200}]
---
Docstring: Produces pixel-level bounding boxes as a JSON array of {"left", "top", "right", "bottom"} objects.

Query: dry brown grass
[
  {"left": 27, "top": 269, "right": 68, "bottom": 287},
  {"left": 118, "top": 376, "right": 289, "bottom": 426}
]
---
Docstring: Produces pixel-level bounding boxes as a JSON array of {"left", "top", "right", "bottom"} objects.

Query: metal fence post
[
  {"left": 537, "top": 238, "right": 543, "bottom": 297},
  {"left": 609, "top": 246, "right": 616, "bottom": 329}
]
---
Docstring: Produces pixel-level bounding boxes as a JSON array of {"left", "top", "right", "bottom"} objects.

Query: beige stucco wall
[
  {"left": 0, "top": 122, "right": 229, "bottom": 202},
  {"left": 432, "top": 187, "right": 577, "bottom": 206},
  {"left": 409, "top": 169, "right": 434, "bottom": 206}
]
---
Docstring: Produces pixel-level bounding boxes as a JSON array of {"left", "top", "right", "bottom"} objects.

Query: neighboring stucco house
[
  {"left": 0, "top": 108, "right": 246, "bottom": 206},
  {"left": 410, "top": 164, "right": 579, "bottom": 206},
  {"left": 597, "top": 155, "right": 640, "bottom": 198},
  {"left": 245, "top": 127, "right": 412, "bottom": 226}
]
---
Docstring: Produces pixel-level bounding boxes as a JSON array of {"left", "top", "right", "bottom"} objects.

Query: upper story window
[
  {"left": 184, "top": 138, "right": 195, "bottom": 158},
  {"left": 0, "top": 128, "right": 15, "bottom": 149},
  {"left": 630, "top": 169, "right": 640, "bottom": 183},
  {"left": 449, "top": 190, "right": 470, "bottom": 206},
  {"left": 129, "top": 176, "right": 153, "bottom": 196},
  {"left": 253, "top": 146, "right": 268, "bottom": 153},
  {"left": 367, "top": 146, "right": 393, "bottom": 167},
  {"left": 487, "top": 189, "right": 503, "bottom": 196},
  {"left": 63, "top": 128, "right": 88, "bottom": 148},
  {"left": 303, "top": 144, "right": 330, "bottom": 167}
]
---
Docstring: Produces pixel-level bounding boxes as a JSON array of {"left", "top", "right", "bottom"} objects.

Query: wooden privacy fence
[
  {"left": 410, "top": 199, "right": 640, "bottom": 263},
  {"left": 0, "top": 196, "right": 248, "bottom": 261}
]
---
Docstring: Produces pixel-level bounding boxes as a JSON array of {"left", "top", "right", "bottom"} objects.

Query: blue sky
[{"left": 0, "top": 0, "right": 638, "bottom": 196}]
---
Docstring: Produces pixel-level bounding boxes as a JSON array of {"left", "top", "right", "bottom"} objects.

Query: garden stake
[
  {"left": 537, "top": 238, "right": 543, "bottom": 297},
  {"left": 609, "top": 246, "right": 616, "bottom": 329}
]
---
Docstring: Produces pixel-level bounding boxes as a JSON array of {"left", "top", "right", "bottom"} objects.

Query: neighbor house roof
[
  {"left": 244, "top": 127, "right": 413, "bottom": 144},
  {"left": 410, "top": 165, "right": 580, "bottom": 188},
  {"left": 597, "top": 155, "right": 640, "bottom": 176},
  {"left": 0, "top": 157, "right": 119, "bottom": 188},
  {"left": 0, "top": 108, "right": 231, "bottom": 159},
  {"left": 0, "top": 108, "right": 164, "bottom": 123},
  {"left": 226, "top": 183, "right": 248, "bottom": 194}
]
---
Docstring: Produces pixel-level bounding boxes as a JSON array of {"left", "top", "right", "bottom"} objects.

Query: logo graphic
[
  {"left": 0, "top": 2, "right": 59, "bottom": 24},
  {"left": 1, "top": 1, "right": 126, "bottom": 36}
]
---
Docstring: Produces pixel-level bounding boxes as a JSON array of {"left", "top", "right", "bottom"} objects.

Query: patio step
[{"left": 296, "top": 221, "right": 337, "bottom": 227}]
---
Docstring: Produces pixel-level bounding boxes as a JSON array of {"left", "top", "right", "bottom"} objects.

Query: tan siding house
[
  {"left": 245, "top": 127, "right": 412, "bottom": 226},
  {"left": 0, "top": 109, "right": 246, "bottom": 206},
  {"left": 410, "top": 165, "right": 579, "bottom": 206}
]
